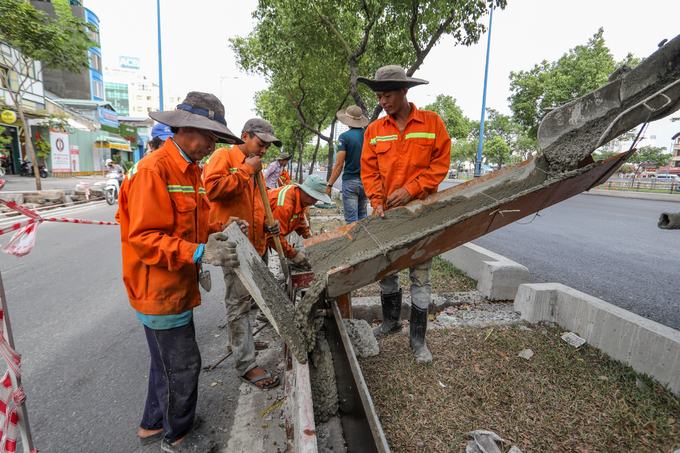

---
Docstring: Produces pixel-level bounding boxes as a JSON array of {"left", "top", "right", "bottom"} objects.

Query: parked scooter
[
  {"left": 19, "top": 159, "right": 48, "bottom": 178},
  {"left": 104, "top": 170, "right": 122, "bottom": 205}
]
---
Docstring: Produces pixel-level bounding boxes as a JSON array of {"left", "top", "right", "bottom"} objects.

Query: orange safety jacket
[
  {"left": 268, "top": 185, "right": 311, "bottom": 258},
  {"left": 117, "top": 140, "right": 218, "bottom": 315},
  {"left": 203, "top": 146, "right": 267, "bottom": 256},
  {"left": 278, "top": 169, "right": 291, "bottom": 187},
  {"left": 361, "top": 103, "right": 451, "bottom": 209}
]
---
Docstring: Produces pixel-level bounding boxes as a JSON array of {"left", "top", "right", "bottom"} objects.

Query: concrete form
[
  {"left": 441, "top": 243, "right": 530, "bottom": 300},
  {"left": 514, "top": 283, "right": 680, "bottom": 397}
]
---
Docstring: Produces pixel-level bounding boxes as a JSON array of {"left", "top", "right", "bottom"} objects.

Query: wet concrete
[
  {"left": 539, "top": 34, "right": 680, "bottom": 172},
  {"left": 343, "top": 319, "right": 379, "bottom": 358},
  {"left": 309, "top": 323, "right": 339, "bottom": 423}
]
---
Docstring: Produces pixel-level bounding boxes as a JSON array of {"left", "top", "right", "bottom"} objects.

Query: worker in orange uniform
[
  {"left": 203, "top": 118, "right": 282, "bottom": 390},
  {"left": 358, "top": 66, "right": 451, "bottom": 363},
  {"left": 268, "top": 174, "right": 331, "bottom": 264},
  {"left": 118, "top": 92, "right": 245, "bottom": 452}
]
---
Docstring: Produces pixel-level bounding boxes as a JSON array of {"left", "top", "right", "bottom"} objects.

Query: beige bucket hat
[
  {"left": 357, "top": 65, "right": 428, "bottom": 92},
  {"left": 336, "top": 105, "right": 369, "bottom": 128}
]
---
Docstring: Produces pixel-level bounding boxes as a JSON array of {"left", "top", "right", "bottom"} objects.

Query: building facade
[
  {"left": 104, "top": 56, "right": 182, "bottom": 118},
  {"left": 671, "top": 132, "right": 680, "bottom": 172},
  {"left": 30, "top": 0, "right": 104, "bottom": 101}
]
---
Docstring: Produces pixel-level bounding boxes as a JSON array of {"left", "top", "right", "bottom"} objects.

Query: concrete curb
[
  {"left": 351, "top": 291, "right": 484, "bottom": 322},
  {"left": 514, "top": 283, "right": 680, "bottom": 397},
  {"left": 585, "top": 188, "right": 680, "bottom": 203},
  {"left": 441, "top": 243, "right": 530, "bottom": 301}
]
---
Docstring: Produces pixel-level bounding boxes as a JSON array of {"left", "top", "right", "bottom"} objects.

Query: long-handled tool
[{"left": 255, "top": 172, "right": 293, "bottom": 299}]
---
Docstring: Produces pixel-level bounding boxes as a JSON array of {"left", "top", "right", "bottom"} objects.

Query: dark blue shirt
[{"left": 337, "top": 127, "right": 364, "bottom": 181}]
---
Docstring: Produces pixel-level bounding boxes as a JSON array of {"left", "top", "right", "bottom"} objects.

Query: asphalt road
[
  {"left": 0, "top": 203, "right": 241, "bottom": 452},
  {"left": 474, "top": 194, "right": 680, "bottom": 330}
]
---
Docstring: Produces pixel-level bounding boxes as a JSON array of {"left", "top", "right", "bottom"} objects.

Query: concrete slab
[
  {"left": 441, "top": 243, "right": 530, "bottom": 300},
  {"left": 514, "top": 283, "right": 680, "bottom": 396},
  {"left": 225, "top": 222, "right": 307, "bottom": 363}
]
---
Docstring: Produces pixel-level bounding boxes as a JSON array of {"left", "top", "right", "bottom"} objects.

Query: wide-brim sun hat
[
  {"left": 298, "top": 174, "right": 331, "bottom": 204},
  {"left": 336, "top": 105, "right": 369, "bottom": 128},
  {"left": 149, "top": 91, "right": 243, "bottom": 144},
  {"left": 357, "top": 65, "right": 428, "bottom": 92}
]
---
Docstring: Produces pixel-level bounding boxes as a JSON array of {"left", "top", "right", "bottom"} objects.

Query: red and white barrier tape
[{"left": 0, "top": 199, "right": 118, "bottom": 257}]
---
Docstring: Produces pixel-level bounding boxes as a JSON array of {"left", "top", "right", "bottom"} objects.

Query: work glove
[
  {"left": 264, "top": 220, "right": 280, "bottom": 236},
  {"left": 202, "top": 232, "right": 239, "bottom": 269},
  {"left": 290, "top": 249, "right": 310, "bottom": 269}
]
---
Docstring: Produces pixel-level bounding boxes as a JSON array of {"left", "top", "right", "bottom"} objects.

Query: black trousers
[{"left": 140, "top": 321, "right": 201, "bottom": 443}]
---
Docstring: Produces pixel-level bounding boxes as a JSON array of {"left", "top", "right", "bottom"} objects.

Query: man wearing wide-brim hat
[
  {"left": 268, "top": 174, "right": 331, "bottom": 265},
  {"left": 264, "top": 151, "right": 292, "bottom": 189},
  {"left": 326, "top": 105, "right": 370, "bottom": 223},
  {"left": 203, "top": 117, "right": 282, "bottom": 391},
  {"left": 358, "top": 65, "right": 451, "bottom": 364},
  {"left": 119, "top": 91, "right": 246, "bottom": 451}
]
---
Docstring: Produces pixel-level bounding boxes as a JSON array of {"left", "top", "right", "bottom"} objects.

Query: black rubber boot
[
  {"left": 409, "top": 305, "right": 432, "bottom": 363},
  {"left": 373, "top": 289, "right": 403, "bottom": 337}
]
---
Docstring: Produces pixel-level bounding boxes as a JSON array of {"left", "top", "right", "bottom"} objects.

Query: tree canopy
[
  {"left": 508, "top": 28, "right": 639, "bottom": 138},
  {"left": 0, "top": 0, "right": 93, "bottom": 189},
  {"left": 231, "top": 0, "right": 507, "bottom": 174}
]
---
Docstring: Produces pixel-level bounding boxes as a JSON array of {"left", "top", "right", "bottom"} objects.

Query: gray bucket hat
[
  {"left": 298, "top": 174, "right": 331, "bottom": 204},
  {"left": 357, "top": 65, "right": 428, "bottom": 92},
  {"left": 149, "top": 91, "right": 242, "bottom": 144},
  {"left": 243, "top": 118, "right": 282, "bottom": 147},
  {"left": 336, "top": 105, "right": 369, "bottom": 128},
  {"left": 276, "top": 152, "right": 291, "bottom": 161}
]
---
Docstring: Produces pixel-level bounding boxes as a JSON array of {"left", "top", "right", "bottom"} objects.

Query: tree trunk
[
  {"left": 325, "top": 119, "right": 336, "bottom": 180},
  {"left": 296, "top": 139, "right": 304, "bottom": 183},
  {"left": 15, "top": 106, "right": 41, "bottom": 191},
  {"left": 309, "top": 134, "right": 321, "bottom": 175}
]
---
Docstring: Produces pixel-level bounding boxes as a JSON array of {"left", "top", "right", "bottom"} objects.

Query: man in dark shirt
[{"left": 326, "top": 105, "right": 370, "bottom": 223}]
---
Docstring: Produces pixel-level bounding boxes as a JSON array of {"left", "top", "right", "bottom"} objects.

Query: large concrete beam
[
  {"left": 441, "top": 243, "right": 530, "bottom": 301},
  {"left": 514, "top": 283, "right": 680, "bottom": 397}
]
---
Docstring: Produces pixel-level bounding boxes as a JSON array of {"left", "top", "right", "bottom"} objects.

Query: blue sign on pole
[{"left": 475, "top": 5, "right": 494, "bottom": 177}]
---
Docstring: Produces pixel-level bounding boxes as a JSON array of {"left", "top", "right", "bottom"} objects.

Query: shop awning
[{"left": 95, "top": 134, "right": 132, "bottom": 151}]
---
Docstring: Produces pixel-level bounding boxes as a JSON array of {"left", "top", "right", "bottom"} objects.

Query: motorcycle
[
  {"left": 19, "top": 159, "right": 48, "bottom": 178},
  {"left": 104, "top": 171, "right": 122, "bottom": 205}
]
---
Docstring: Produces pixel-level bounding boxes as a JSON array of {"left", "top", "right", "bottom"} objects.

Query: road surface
[
  {"left": 0, "top": 203, "right": 242, "bottom": 452},
  {"left": 475, "top": 194, "right": 680, "bottom": 329}
]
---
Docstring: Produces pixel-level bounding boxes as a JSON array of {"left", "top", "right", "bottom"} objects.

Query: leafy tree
[
  {"left": 484, "top": 135, "right": 511, "bottom": 168},
  {"left": 508, "top": 28, "right": 639, "bottom": 139},
  {"left": 629, "top": 145, "right": 670, "bottom": 179},
  {"left": 422, "top": 95, "right": 471, "bottom": 140},
  {"left": 0, "top": 0, "right": 93, "bottom": 189},
  {"left": 232, "top": 0, "right": 508, "bottom": 174}
]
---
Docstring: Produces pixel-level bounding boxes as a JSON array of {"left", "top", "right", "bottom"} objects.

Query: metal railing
[{"left": 596, "top": 179, "right": 680, "bottom": 194}]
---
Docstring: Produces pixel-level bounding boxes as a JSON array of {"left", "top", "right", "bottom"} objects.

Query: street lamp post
[
  {"left": 156, "top": 0, "right": 164, "bottom": 111},
  {"left": 474, "top": 5, "right": 494, "bottom": 177}
]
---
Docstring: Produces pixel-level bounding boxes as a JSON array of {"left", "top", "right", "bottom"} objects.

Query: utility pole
[
  {"left": 474, "top": 5, "right": 494, "bottom": 177},
  {"left": 156, "top": 0, "right": 164, "bottom": 110}
]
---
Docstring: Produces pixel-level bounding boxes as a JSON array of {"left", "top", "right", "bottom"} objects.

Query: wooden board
[{"left": 225, "top": 222, "right": 308, "bottom": 363}]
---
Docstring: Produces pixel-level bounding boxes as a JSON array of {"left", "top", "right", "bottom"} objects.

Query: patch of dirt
[
  {"left": 352, "top": 256, "right": 477, "bottom": 297},
  {"left": 360, "top": 324, "right": 680, "bottom": 452}
]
